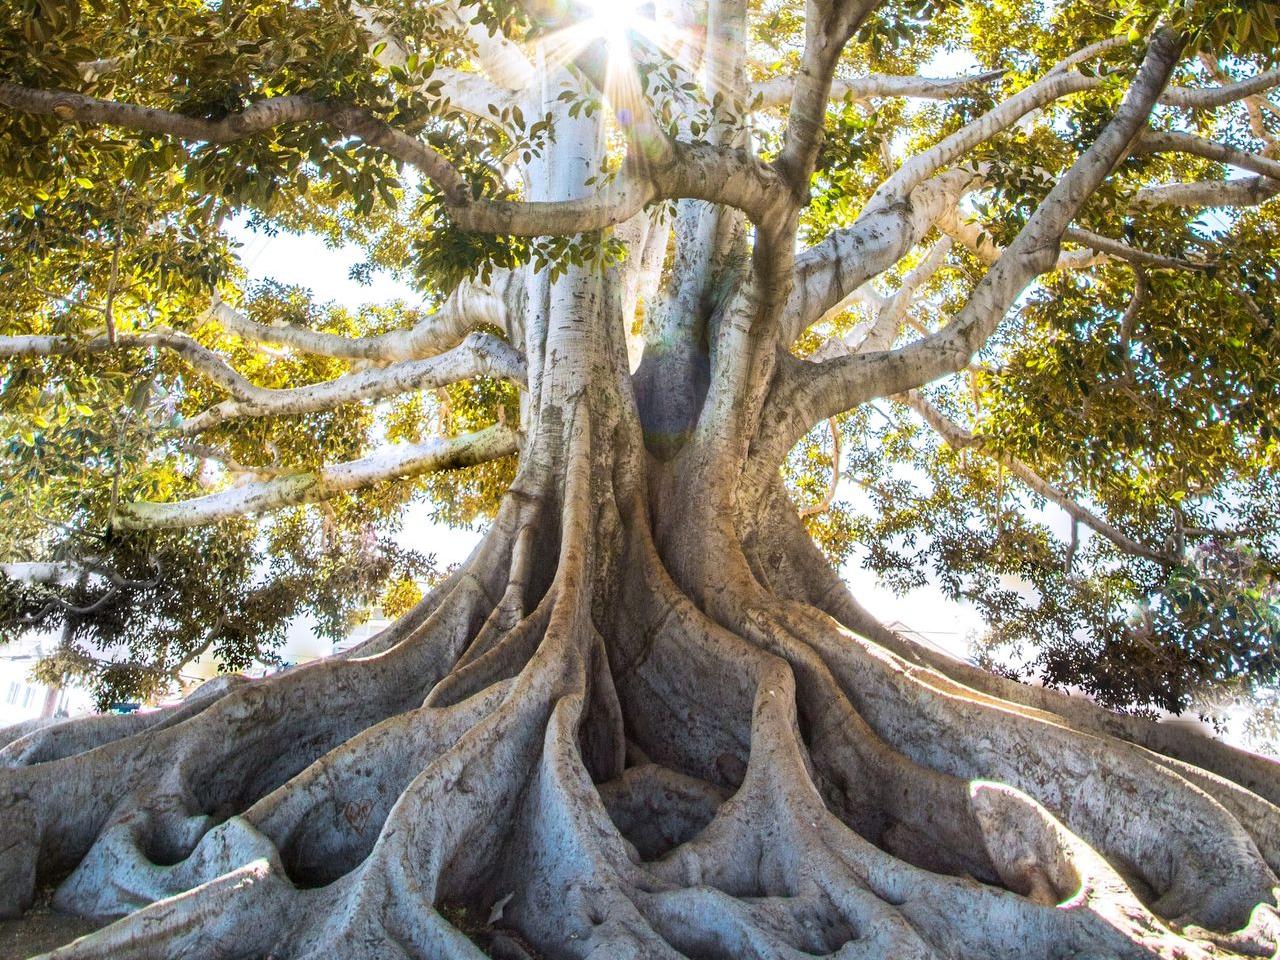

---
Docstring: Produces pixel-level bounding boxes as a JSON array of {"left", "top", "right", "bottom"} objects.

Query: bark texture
[{"left": 3, "top": 16, "right": 1280, "bottom": 960}]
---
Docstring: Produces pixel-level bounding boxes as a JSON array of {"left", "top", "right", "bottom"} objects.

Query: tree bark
[{"left": 3, "top": 24, "right": 1280, "bottom": 960}]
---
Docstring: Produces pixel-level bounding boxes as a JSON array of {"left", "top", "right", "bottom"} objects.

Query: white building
[{"left": 0, "top": 632, "right": 95, "bottom": 728}]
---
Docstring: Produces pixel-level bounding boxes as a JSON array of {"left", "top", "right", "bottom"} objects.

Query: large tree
[{"left": 3, "top": 0, "right": 1280, "bottom": 956}]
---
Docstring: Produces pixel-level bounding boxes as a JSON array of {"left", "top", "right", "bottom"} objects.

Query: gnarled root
[{"left": 4, "top": 453, "right": 1280, "bottom": 959}]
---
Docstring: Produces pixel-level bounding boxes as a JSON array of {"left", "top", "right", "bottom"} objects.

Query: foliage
[{"left": 2, "top": 0, "right": 1279, "bottom": 725}]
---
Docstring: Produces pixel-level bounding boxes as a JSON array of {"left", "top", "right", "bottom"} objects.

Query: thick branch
[
  {"left": 0, "top": 82, "right": 469, "bottom": 202},
  {"left": 870, "top": 70, "right": 1099, "bottom": 206},
  {"left": 0, "top": 329, "right": 259, "bottom": 400},
  {"left": 774, "top": 0, "right": 885, "bottom": 195},
  {"left": 1, "top": 78, "right": 792, "bottom": 239},
  {"left": 783, "top": 168, "right": 977, "bottom": 343},
  {"left": 1160, "top": 68, "right": 1280, "bottom": 110},
  {"left": 837, "top": 32, "right": 1181, "bottom": 398},
  {"left": 783, "top": 43, "right": 1131, "bottom": 346},
  {"left": 211, "top": 281, "right": 508, "bottom": 363},
  {"left": 1061, "top": 226, "right": 1213, "bottom": 272},
  {"left": 115, "top": 424, "right": 518, "bottom": 530},
  {"left": 942, "top": 207, "right": 1105, "bottom": 270},
  {"left": 1131, "top": 176, "right": 1280, "bottom": 209},
  {"left": 177, "top": 332, "right": 525, "bottom": 435},
  {"left": 1136, "top": 129, "right": 1280, "bottom": 181},
  {"left": 762, "top": 29, "right": 1183, "bottom": 458}
]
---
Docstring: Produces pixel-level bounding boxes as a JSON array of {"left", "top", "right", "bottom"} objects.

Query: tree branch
[
  {"left": 0, "top": 329, "right": 261, "bottom": 401},
  {"left": 210, "top": 279, "right": 509, "bottom": 363},
  {"left": 176, "top": 331, "right": 525, "bottom": 435},
  {"left": 1061, "top": 226, "right": 1213, "bottom": 272},
  {"left": 782, "top": 40, "right": 1132, "bottom": 346},
  {"left": 773, "top": 0, "right": 887, "bottom": 195},
  {"left": 760, "top": 29, "right": 1183, "bottom": 460},
  {"left": 1161, "top": 67, "right": 1280, "bottom": 110},
  {"left": 749, "top": 69, "right": 1005, "bottom": 111},
  {"left": 1131, "top": 175, "right": 1280, "bottom": 209},
  {"left": 1, "top": 80, "right": 790, "bottom": 237},
  {"left": 869, "top": 69, "right": 1100, "bottom": 207},
  {"left": 899, "top": 389, "right": 1175, "bottom": 563},
  {"left": 783, "top": 168, "right": 977, "bottom": 344},
  {"left": 0, "top": 82, "right": 470, "bottom": 203},
  {"left": 115, "top": 424, "right": 519, "bottom": 530},
  {"left": 1135, "top": 129, "right": 1280, "bottom": 181}
]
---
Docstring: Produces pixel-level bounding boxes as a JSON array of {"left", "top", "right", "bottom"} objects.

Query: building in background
[{"left": 0, "top": 632, "right": 94, "bottom": 727}]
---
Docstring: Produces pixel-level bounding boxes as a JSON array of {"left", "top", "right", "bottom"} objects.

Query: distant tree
[{"left": 2, "top": 0, "right": 1280, "bottom": 956}]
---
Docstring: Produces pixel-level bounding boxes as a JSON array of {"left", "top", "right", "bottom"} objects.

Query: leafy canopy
[{"left": 1, "top": 0, "right": 1279, "bottom": 735}]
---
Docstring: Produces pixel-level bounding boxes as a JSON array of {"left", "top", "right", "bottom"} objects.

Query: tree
[{"left": 2, "top": 0, "right": 1280, "bottom": 955}]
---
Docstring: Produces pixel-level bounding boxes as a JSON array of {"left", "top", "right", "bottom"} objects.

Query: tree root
[{"left": 4, "top": 462, "right": 1279, "bottom": 959}]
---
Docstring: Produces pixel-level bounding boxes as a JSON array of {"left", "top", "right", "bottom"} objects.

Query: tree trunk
[{"left": 4, "top": 51, "right": 1280, "bottom": 960}]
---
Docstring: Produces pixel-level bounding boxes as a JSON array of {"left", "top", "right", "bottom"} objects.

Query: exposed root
[
  {"left": 781, "top": 601, "right": 1277, "bottom": 931},
  {"left": 0, "top": 674, "right": 247, "bottom": 767},
  {"left": 4, "top": 432, "right": 1279, "bottom": 960},
  {"left": 748, "top": 478, "right": 1280, "bottom": 814}
]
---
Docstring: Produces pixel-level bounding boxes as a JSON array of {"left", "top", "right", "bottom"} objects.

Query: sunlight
[{"left": 578, "top": 0, "right": 647, "bottom": 47}]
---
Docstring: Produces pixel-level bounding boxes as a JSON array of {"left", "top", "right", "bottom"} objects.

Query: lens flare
[{"left": 580, "top": 0, "right": 646, "bottom": 47}]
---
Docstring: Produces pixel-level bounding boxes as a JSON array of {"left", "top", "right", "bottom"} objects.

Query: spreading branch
[
  {"left": 773, "top": 0, "right": 886, "bottom": 194},
  {"left": 749, "top": 69, "right": 1005, "bottom": 110},
  {"left": 869, "top": 69, "right": 1100, "bottom": 207},
  {"left": 0, "top": 82, "right": 470, "bottom": 203},
  {"left": 899, "top": 389, "right": 1175, "bottom": 564},
  {"left": 781, "top": 39, "right": 1133, "bottom": 346},
  {"left": 1061, "top": 226, "right": 1214, "bottom": 272},
  {"left": 760, "top": 29, "right": 1184, "bottom": 461},
  {"left": 115, "top": 423, "right": 519, "bottom": 530},
  {"left": 1131, "top": 175, "right": 1280, "bottom": 209},
  {"left": 783, "top": 168, "right": 978, "bottom": 344},
  {"left": 1135, "top": 129, "right": 1280, "bottom": 182},
  {"left": 177, "top": 331, "right": 526, "bottom": 435},
  {"left": 210, "top": 281, "right": 509, "bottom": 363},
  {"left": 0, "top": 83, "right": 782, "bottom": 237},
  {"left": 1160, "top": 67, "right": 1280, "bottom": 110},
  {"left": 1, "top": 329, "right": 262, "bottom": 401}
]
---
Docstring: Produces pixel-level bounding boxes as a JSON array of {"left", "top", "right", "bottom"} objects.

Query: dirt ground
[{"left": 0, "top": 891, "right": 104, "bottom": 960}]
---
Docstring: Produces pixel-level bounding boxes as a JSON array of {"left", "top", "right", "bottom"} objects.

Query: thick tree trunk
[
  {"left": 3, "top": 262, "right": 1280, "bottom": 960},
  {"left": 5, "top": 56, "right": 1280, "bottom": 960}
]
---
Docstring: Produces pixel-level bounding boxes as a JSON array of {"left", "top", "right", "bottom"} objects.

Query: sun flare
[{"left": 578, "top": 0, "right": 648, "bottom": 44}]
